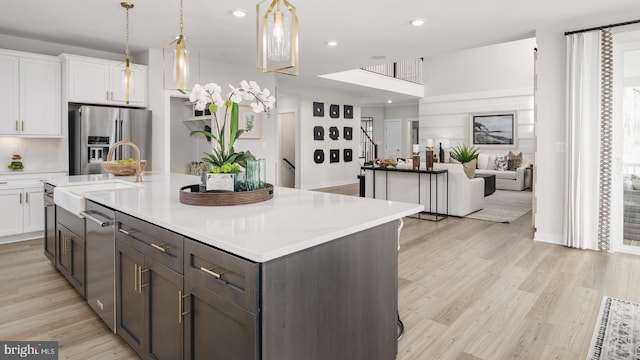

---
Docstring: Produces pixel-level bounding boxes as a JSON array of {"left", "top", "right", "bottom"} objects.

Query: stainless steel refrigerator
[{"left": 69, "top": 105, "right": 152, "bottom": 175}]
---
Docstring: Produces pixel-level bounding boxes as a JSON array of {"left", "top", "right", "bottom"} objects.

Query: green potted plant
[
  {"left": 189, "top": 81, "right": 275, "bottom": 191},
  {"left": 449, "top": 144, "right": 480, "bottom": 179}
]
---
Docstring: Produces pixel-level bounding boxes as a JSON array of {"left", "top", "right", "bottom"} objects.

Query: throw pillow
[
  {"left": 507, "top": 151, "right": 523, "bottom": 171},
  {"left": 494, "top": 155, "right": 508, "bottom": 171},
  {"left": 463, "top": 159, "right": 477, "bottom": 179},
  {"left": 477, "top": 154, "right": 490, "bottom": 170},
  {"left": 449, "top": 157, "right": 476, "bottom": 179}
]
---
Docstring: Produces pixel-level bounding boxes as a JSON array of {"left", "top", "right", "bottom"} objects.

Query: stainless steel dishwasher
[{"left": 81, "top": 200, "right": 116, "bottom": 332}]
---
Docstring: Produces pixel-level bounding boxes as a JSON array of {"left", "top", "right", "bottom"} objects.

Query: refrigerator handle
[
  {"left": 114, "top": 118, "right": 120, "bottom": 160},
  {"left": 119, "top": 119, "right": 124, "bottom": 159}
]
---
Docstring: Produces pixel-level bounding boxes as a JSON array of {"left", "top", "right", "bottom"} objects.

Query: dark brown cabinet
[
  {"left": 115, "top": 212, "right": 184, "bottom": 360},
  {"left": 115, "top": 239, "right": 145, "bottom": 356},
  {"left": 110, "top": 211, "right": 397, "bottom": 360},
  {"left": 56, "top": 206, "right": 85, "bottom": 297},
  {"left": 43, "top": 183, "right": 55, "bottom": 264},
  {"left": 183, "top": 239, "right": 259, "bottom": 360}
]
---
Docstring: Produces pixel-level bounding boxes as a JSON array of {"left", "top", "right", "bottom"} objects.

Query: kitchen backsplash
[{"left": 0, "top": 138, "right": 67, "bottom": 173}]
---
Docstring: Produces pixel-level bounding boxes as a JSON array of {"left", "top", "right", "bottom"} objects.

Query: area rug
[
  {"left": 588, "top": 296, "right": 640, "bottom": 360},
  {"left": 465, "top": 190, "right": 531, "bottom": 223}
]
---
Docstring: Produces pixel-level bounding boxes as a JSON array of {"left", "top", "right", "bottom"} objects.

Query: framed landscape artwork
[
  {"left": 239, "top": 106, "right": 261, "bottom": 139},
  {"left": 470, "top": 112, "right": 517, "bottom": 148}
]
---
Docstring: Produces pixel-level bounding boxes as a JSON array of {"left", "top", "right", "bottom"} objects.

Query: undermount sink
[{"left": 54, "top": 181, "right": 138, "bottom": 217}]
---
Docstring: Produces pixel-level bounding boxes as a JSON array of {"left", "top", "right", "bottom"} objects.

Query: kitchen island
[{"left": 48, "top": 172, "right": 421, "bottom": 360}]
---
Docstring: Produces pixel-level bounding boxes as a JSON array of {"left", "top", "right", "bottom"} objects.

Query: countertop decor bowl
[{"left": 101, "top": 160, "right": 147, "bottom": 176}]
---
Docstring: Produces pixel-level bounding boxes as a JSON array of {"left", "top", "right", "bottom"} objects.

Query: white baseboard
[
  {"left": 0, "top": 231, "right": 43, "bottom": 245},
  {"left": 533, "top": 231, "right": 562, "bottom": 245}
]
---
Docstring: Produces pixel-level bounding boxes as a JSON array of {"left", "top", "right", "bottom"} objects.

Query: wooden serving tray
[{"left": 179, "top": 184, "right": 274, "bottom": 206}]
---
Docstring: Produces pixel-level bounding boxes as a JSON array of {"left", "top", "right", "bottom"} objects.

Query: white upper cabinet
[
  {"left": 20, "top": 58, "right": 62, "bottom": 136},
  {"left": 0, "top": 51, "right": 61, "bottom": 137},
  {"left": 63, "top": 54, "right": 147, "bottom": 107},
  {"left": 0, "top": 55, "right": 19, "bottom": 135}
]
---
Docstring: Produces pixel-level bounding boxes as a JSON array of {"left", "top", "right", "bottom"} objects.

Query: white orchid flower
[
  {"left": 250, "top": 102, "right": 264, "bottom": 113},
  {"left": 203, "top": 83, "right": 221, "bottom": 95},
  {"left": 230, "top": 92, "right": 244, "bottom": 104},
  {"left": 189, "top": 84, "right": 203, "bottom": 103},
  {"left": 239, "top": 80, "right": 250, "bottom": 91},
  {"left": 249, "top": 81, "right": 260, "bottom": 93},
  {"left": 194, "top": 101, "right": 207, "bottom": 111}
]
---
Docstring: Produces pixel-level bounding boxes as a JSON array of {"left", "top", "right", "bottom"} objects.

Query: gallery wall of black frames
[{"left": 312, "top": 102, "right": 354, "bottom": 164}]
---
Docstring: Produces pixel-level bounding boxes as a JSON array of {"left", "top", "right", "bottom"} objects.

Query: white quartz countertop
[{"left": 48, "top": 172, "right": 422, "bottom": 262}]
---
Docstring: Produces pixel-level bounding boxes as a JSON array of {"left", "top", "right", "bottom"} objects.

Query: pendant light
[
  {"left": 120, "top": 2, "right": 134, "bottom": 104},
  {"left": 163, "top": 0, "right": 200, "bottom": 93},
  {"left": 257, "top": 0, "right": 299, "bottom": 76}
]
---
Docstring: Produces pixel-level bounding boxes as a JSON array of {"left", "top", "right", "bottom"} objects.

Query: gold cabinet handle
[
  {"left": 15, "top": 120, "right": 19, "bottom": 131},
  {"left": 19, "top": 193, "right": 23, "bottom": 204},
  {"left": 200, "top": 266, "right": 223, "bottom": 279},
  {"left": 26, "top": 192, "right": 29, "bottom": 204},
  {"left": 21, "top": 121, "right": 24, "bottom": 131},
  {"left": 151, "top": 243, "right": 167, "bottom": 252},
  {"left": 138, "top": 267, "right": 148, "bottom": 294},
  {"left": 106, "top": 90, "right": 109, "bottom": 101},
  {"left": 134, "top": 264, "right": 138, "bottom": 291},
  {"left": 178, "top": 290, "right": 189, "bottom": 324},
  {"left": 118, "top": 228, "right": 137, "bottom": 236}
]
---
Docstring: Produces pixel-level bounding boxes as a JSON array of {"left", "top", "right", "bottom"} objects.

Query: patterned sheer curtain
[{"left": 563, "top": 29, "right": 614, "bottom": 251}]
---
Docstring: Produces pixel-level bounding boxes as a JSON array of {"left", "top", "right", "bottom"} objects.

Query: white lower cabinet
[{"left": 0, "top": 186, "right": 44, "bottom": 237}]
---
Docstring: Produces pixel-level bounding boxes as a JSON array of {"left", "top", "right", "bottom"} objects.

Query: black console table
[{"left": 361, "top": 166, "right": 449, "bottom": 222}]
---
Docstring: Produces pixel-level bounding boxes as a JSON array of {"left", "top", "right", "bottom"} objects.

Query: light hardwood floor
[{"left": 2, "top": 210, "right": 639, "bottom": 359}]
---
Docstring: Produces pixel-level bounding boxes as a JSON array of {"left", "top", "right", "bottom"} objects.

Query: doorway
[
  {"left": 384, "top": 119, "right": 402, "bottom": 159},
  {"left": 279, "top": 112, "right": 296, "bottom": 188}
]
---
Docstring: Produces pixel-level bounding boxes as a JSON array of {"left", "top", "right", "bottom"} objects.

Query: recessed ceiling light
[
  {"left": 411, "top": 18, "right": 425, "bottom": 26},
  {"left": 387, "top": 100, "right": 393, "bottom": 104},
  {"left": 232, "top": 9, "right": 247, "bottom": 17},
  {"left": 327, "top": 40, "right": 338, "bottom": 47},
  {"left": 372, "top": 55, "right": 386, "bottom": 60}
]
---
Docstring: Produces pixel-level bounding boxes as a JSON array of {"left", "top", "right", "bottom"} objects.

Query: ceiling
[{"left": 0, "top": 0, "right": 638, "bottom": 105}]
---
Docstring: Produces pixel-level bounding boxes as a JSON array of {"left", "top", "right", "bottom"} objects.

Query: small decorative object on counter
[
  {"left": 373, "top": 157, "right": 397, "bottom": 168},
  {"left": 412, "top": 144, "right": 420, "bottom": 170},
  {"left": 206, "top": 173, "right": 235, "bottom": 192},
  {"left": 8, "top": 154, "right": 24, "bottom": 171}
]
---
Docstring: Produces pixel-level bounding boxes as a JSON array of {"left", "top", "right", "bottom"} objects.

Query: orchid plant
[{"left": 189, "top": 80, "right": 275, "bottom": 173}]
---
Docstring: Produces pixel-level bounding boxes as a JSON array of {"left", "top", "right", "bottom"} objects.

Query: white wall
[
  {"left": 420, "top": 89, "right": 534, "bottom": 162},
  {"left": 282, "top": 88, "right": 361, "bottom": 189},
  {"left": 424, "top": 38, "right": 536, "bottom": 96},
  {"left": 419, "top": 38, "right": 535, "bottom": 164}
]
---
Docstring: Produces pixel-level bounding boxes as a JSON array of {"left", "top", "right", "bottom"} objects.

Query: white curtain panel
[{"left": 563, "top": 31, "right": 602, "bottom": 250}]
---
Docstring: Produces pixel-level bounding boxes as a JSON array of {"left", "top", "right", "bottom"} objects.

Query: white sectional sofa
[{"left": 475, "top": 153, "right": 531, "bottom": 191}]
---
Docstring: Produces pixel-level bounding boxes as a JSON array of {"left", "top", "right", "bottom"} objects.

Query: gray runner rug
[
  {"left": 465, "top": 190, "right": 532, "bottom": 223},
  {"left": 588, "top": 296, "right": 640, "bottom": 360}
]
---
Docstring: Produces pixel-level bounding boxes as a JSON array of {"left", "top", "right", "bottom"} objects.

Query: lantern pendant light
[
  {"left": 257, "top": 0, "right": 299, "bottom": 76},
  {"left": 163, "top": 0, "right": 200, "bottom": 93},
  {"left": 120, "top": 2, "right": 134, "bottom": 104}
]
